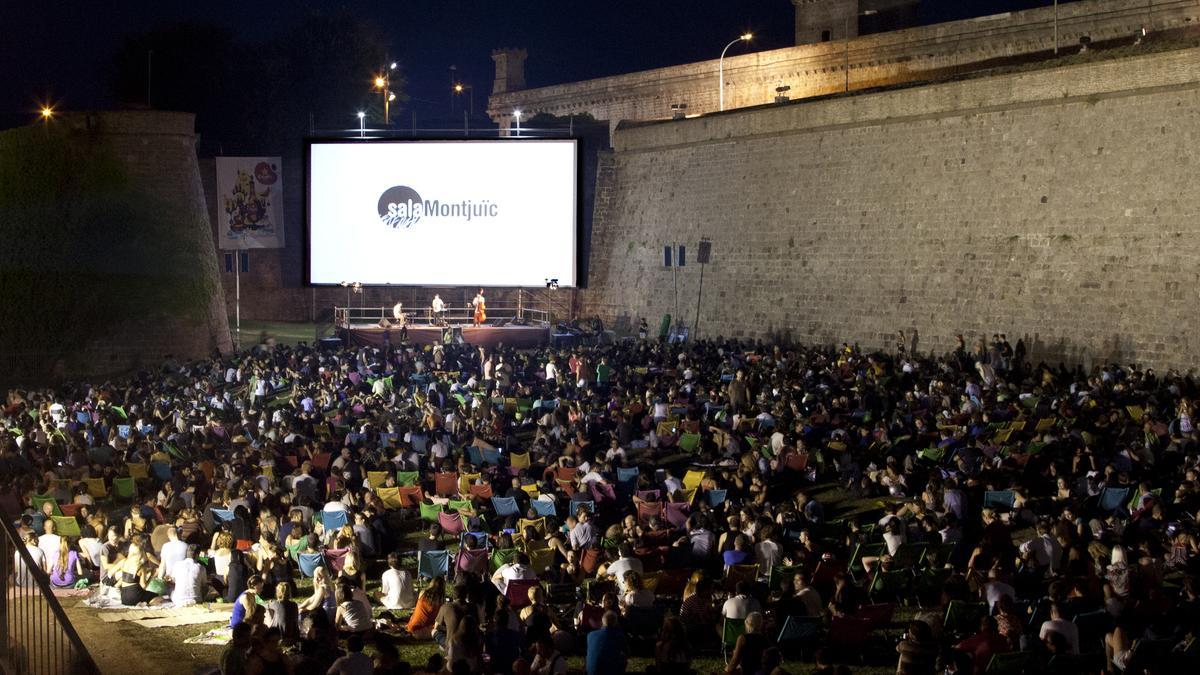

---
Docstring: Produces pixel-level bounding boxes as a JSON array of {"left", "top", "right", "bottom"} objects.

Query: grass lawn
[{"left": 231, "top": 319, "right": 332, "bottom": 348}]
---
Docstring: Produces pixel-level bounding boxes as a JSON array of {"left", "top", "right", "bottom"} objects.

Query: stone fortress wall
[{"left": 580, "top": 45, "right": 1200, "bottom": 370}]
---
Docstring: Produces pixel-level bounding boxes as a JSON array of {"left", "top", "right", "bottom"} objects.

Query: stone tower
[
  {"left": 491, "top": 48, "right": 528, "bottom": 94},
  {"left": 792, "top": 0, "right": 920, "bottom": 45}
]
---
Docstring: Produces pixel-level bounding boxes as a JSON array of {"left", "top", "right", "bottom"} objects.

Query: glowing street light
[
  {"left": 514, "top": 109, "right": 522, "bottom": 137},
  {"left": 357, "top": 111, "right": 365, "bottom": 137},
  {"left": 374, "top": 61, "right": 398, "bottom": 125},
  {"left": 719, "top": 33, "right": 752, "bottom": 111},
  {"left": 40, "top": 106, "right": 54, "bottom": 120}
]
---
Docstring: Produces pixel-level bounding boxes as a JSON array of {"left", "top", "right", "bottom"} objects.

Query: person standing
[
  {"left": 472, "top": 289, "right": 487, "bottom": 327},
  {"left": 432, "top": 294, "right": 446, "bottom": 325}
]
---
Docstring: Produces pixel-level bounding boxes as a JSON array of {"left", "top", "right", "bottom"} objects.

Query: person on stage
[
  {"left": 392, "top": 301, "right": 406, "bottom": 327},
  {"left": 472, "top": 289, "right": 487, "bottom": 327},
  {"left": 431, "top": 294, "right": 446, "bottom": 326}
]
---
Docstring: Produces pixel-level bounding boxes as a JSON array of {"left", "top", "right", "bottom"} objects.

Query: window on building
[
  {"left": 224, "top": 253, "right": 233, "bottom": 273},
  {"left": 821, "top": 29, "right": 832, "bottom": 42}
]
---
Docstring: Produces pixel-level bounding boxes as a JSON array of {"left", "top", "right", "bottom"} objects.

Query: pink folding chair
[
  {"left": 664, "top": 502, "right": 691, "bottom": 528},
  {"left": 637, "top": 501, "right": 663, "bottom": 525},
  {"left": 438, "top": 510, "right": 465, "bottom": 537}
]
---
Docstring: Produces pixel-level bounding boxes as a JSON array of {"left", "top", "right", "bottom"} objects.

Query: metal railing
[
  {"left": 335, "top": 303, "right": 550, "bottom": 329},
  {"left": 0, "top": 512, "right": 99, "bottom": 675}
]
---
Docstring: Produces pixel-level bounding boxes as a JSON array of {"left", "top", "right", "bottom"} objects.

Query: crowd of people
[{"left": 4, "top": 328, "right": 1200, "bottom": 674}]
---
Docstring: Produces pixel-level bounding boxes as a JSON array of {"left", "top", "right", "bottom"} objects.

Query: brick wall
[
  {"left": 580, "top": 46, "right": 1200, "bottom": 370},
  {"left": 488, "top": 0, "right": 1199, "bottom": 132}
]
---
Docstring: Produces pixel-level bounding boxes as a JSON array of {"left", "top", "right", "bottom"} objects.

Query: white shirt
[
  {"left": 492, "top": 563, "right": 536, "bottom": 595},
  {"left": 159, "top": 539, "right": 188, "bottom": 578},
  {"left": 432, "top": 297, "right": 445, "bottom": 312},
  {"left": 607, "top": 557, "right": 644, "bottom": 593},
  {"left": 380, "top": 568, "right": 415, "bottom": 610},
  {"left": 546, "top": 362, "right": 559, "bottom": 380},
  {"left": 721, "top": 594, "right": 762, "bottom": 620},
  {"left": 170, "top": 558, "right": 206, "bottom": 606},
  {"left": 37, "top": 533, "right": 62, "bottom": 568},
  {"left": 1039, "top": 618, "right": 1080, "bottom": 654}
]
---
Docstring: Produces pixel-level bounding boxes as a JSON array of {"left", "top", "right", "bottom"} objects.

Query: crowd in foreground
[{"left": 4, "top": 328, "right": 1200, "bottom": 675}]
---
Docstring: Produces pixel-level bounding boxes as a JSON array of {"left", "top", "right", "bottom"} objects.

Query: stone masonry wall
[
  {"left": 488, "top": 0, "right": 1200, "bottom": 133},
  {"left": 580, "top": 46, "right": 1200, "bottom": 370}
]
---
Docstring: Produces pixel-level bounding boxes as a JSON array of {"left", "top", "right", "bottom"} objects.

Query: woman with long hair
[
  {"left": 406, "top": 576, "right": 445, "bottom": 639},
  {"left": 49, "top": 536, "right": 82, "bottom": 588},
  {"left": 297, "top": 565, "right": 337, "bottom": 621}
]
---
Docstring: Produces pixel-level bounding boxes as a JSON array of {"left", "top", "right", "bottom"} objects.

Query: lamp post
[
  {"left": 356, "top": 111, "right": 365, "bottom": 138},
  {"left": 1053, "top": 0, "right": 1058, "bottom": 55},
  {"left": 374, "top": 61, "right": 398, "bottom": 124},
  {"left": 513, "top": 109, "right": 522, "bottom": 137},
  {"left": 454, "top": 83, "right": 474, "bottom": 135},
  {"left": 844, "top": 10, "right": 878, "bottom": 92},
  {"left": 719, "top": 33, "right": 753, "bottom": 111}
]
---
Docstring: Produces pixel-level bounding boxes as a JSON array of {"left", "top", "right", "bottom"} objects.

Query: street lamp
[
  {"left": 454, "top": 83, "right": 474, "bottom": 135},
  {"left": 513, "top": 109, "right": 522, "bottom": 137},
  {"left": 718, "top": 33, "right": 752, "bottom": 112},
  {"left": 374, "top": 61, "right": 398, "bottom": 124},
  {"left": 40, "top": 106, "right": 53, "bottom": 120},
  {"left": 356, "top": 111, "right": 365, "bottom": 138}
]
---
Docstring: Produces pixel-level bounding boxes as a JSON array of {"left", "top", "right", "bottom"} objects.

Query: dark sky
[{"left": 1, "top": 0, "right": 1071, "bottom": 130}]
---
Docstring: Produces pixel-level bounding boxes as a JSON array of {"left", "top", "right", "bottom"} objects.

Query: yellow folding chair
[
  {"left": 683, "top": 470, "right": 705, "bottom": 491},
  {"left": 127, "top": 463, "right": 149, "bottom": 480},
  {"left": 376, "top": 487, "right": 404, "bottom": 509},
  {"left": 366, "top": 471, "right": 389, "bottom": 489},
  {"left": 84, "top": 478, "right": 107, "bottom": 499},
  {"left": 510, "top": 452, "right": 531, "bottom": 469}
]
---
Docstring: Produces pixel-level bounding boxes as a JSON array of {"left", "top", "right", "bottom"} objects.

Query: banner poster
[{"left": 215, "top": 157, "right": 285, "bottom": 249}]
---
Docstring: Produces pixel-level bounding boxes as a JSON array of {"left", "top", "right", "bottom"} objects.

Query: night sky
[{"left": 2, "top": 0, "right": 1075, "bottom": 131}]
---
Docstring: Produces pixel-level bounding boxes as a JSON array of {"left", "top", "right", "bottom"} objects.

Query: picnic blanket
[{"left": 184, "top": 626, "right": 233, "bottom": 645}]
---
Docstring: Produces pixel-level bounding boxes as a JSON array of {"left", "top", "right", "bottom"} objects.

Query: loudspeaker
[{"left": 698, "top": 240, "right": 712, "bottom": 264}]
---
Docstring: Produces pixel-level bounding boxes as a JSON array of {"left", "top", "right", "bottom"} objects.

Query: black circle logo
[{"left": 377, "top": 185, "right": 424, "bottom": 228}]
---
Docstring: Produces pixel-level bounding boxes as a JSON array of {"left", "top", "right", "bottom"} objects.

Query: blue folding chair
[
  {"left": 298, "top": 552, "right": 324, "bottom": 578},
  {"left": 531, "top": 500, "right": 557, "bottom": 518},
  {"left": 467, "top": 446, "right": 484, "bottom": 466},
  {"left": 418, "top": 549, "right": 450, "bottom": 578},
  {"left": 118, "top": 425, "right": 132, "bottom": 439},
  {"left": 492, "top": 496, "right": 519, "bottom": 517},
  {"left": 707, "top": 489, "right": 728, "bottom": 508},
  {"left": 411, "top": 434, "right": 429, "bottom": 454},
  {"left": 150, "top": 461, "right": 172, "bottom": 481},
  {"left": 211, "top": 508, "right": 236, "bottom": 524},
  {"left": 321, "top": 509, "right": 349, "bottom": 531},
  {"left": 983, "top": 490, "right": 1015, "bottom": 510},
  {"left": 616, "top": 467, "right": 639, "bottom": 483},
  {"left": 481, "top": 447, "right": 501, "bottom": 465},
  {"left": 1098, "top": 487, "right": 1131, "bottom": 513},
  {"left": 75, "top": 411, "right": 91, "bottom": 425}
]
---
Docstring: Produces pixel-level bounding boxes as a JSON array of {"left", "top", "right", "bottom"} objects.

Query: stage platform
[{"left": 341, "top": 322, "right": 549, "bottom": 349}]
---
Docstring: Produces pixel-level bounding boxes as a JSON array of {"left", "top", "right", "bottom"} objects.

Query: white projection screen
[{"left": 307, "top": 139, "right": 578, "bottom": 287}]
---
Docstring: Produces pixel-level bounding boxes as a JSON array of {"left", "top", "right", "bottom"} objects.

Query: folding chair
[
  {"left": 506, "top": 578, "right": 539, "bottom": 609},
  {"left": 420, "top": 502, "right": 444, "bottom": 522},
  {"left": 52, "top": 515, "right": 81, "bottom": 537},
  {"left": 491, "top": 496, "right": 519, "bottom": 517},
  {"left": 126, "top": 463, "right": 149, "bottom": 480},
  {"left": 489, "top": 548, "right": 518, "bottom": 573},
  {"left": 579, "top": 548, "right": 602, "bottom": 575},
  {"left": 298, "top": 552, "right": 324, "bottom": 578},
  {"left": 434, "top": 472, "right": 459, "bottom": 497},
  {"left": 447, "top": 499, "right": 473, "bottom": 514},
  {"left": 531, "top": 499, "right": 557, "bottom": 518},
  {"left": 983, "top": 490, "right": 1016, "bottom": 511},
  {"left": 637, "top": 501, "right": 664, "bottom": 525},
  {"left": 398, "top": 486, "right": 425, "bottom": 508},
  {"left": 1098, "top": 487, "right": 1131, "bottom": 513},
  {"left": 663, "top": 502, "right": 690, "bottom": 528},
  {"left": 769, "top": 564, "right": 804, "bottom": 591},
  {"left": 321, "top": 509, "right": 348, "bottom": 531},
  {"left": 83, "top": 478, "right": 107, "bottom": 500},
  {"left": 678, "top": 433, "right": 701, "bottom": 453},
  {"left": 683, "top": 470, "right": 705, "bottom": 490},
  {"left": 366, "top": 471, "right": 389, "bottom": 489},
  {"left": 528, "top": 546, "right": 557, "bottom": 573},
  {"left": 777, "top": 615, "right": 822, "bottom": 657},
  {"left": 590, "top": 482, "right": 616, "bottom": 503},
  {"left": 459, "top": 472, "right": 482, "bottom": 496},
  {"left": 376, "top": 487, "right": 405, "bottom": 509},
  {"left": 725, "top": 564, "right": 759, "bottom": 591},
  {"left": 150, "top": 461, "right": 172, "bottom": 482},
  {"left": 438, "top": 511, "right": 466, "bottom": 537},
  {"left": 418, "top": 549, "right": 450, "bottom": 578},
  {"left": 468, "top": 483, "right": 494, "bottom": 501},
  {"left": 943, "top": 601, "right": 987, "bottom": 639},
  {"left": 706, "top": 489, "right": 728, "bottom": 508},
  {"left": 456, "top": 547, "right": 489, "bottom": 575},
  {"left": 722, "top": 617, "right": 746, "bottom": 661},
  {"left": 395, "top": 471, "right": 420, "bottom": 487},
  {"left": 31, "top": 494, "right": 61, "bottom": 516},
  {"left": 635, "top": 489, "right": 661, "bottom": 502},
  {"left": 518, "top": 517, "right": 547, "bottom": 536},
  {"left": 616, "top": 467, "right": 639, "bottom": 483},
  {"left": 106, "top": 477, "right": 134, "bottom": 502},
  {"left": 58, "top": 503, "right": 83, "bottom": 518},
  {"left": 509, "top": 452, "right": 531, "bottom": 470},
  {"left": 855, "top": 603, "right": 896, "bottom": 630},
  {"left": 828, "top": 616, "right": 872, "bottom": 658}
]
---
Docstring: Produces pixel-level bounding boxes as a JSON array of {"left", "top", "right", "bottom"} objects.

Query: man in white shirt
[
  {"left": 169, "top": 545, "right": 207, "bottom": 606},
  {"left": 491, "top": 552, "right": 537, "bottom": 595},
  {"left": 721, "top": 581, "right": 763, "bottom": 619},
  {"left": 158, "top": 527, "right": 188, "bottom": 578},
  {"left": 37, "top": 520, "right": 62, "bottom": 569},
  {"left": 380, "top": 553, "right": 415, "bottom": 610},
  {"left": 431, "top": 294, "right": 446, "bottom": 324},
  {"left": 545, "top": 358, "right": 559, "bottom": 383},
  {"left": 1038, "top": 603, "right": 1080, "bottom": 654},
  {"left": 606, "top": 544, "right": 644, "bottom": 593}
]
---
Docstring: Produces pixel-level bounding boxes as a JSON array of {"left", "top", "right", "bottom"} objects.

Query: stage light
[
  {"left": 390, "top": 62, "right": 397, "bottom": 70},
  {"left": 40, "top": 106, "right": 54, "bottom": 119},
  {"left": 375, "top": 76, "right": 386, "bottom": 89},
  {"left": 356, "top": 111, "right": 365, "bottom": 119}
]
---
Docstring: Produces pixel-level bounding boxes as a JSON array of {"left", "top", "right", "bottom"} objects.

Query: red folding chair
[
  {"left": 435, "top": 472, "right": 459, "bottom": 497},
  {"left": 506, "top": 578, "right": 540, "bottom": 609}
]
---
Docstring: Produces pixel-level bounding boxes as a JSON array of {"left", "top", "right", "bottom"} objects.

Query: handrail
[
  {"left": 0, "top": 506, "right": 100, "bottom": 675},
  {"left": 335, "top": 305, "right": 551, "bottom": 329}
]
